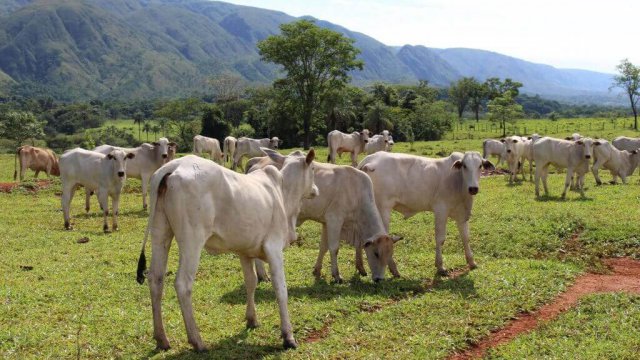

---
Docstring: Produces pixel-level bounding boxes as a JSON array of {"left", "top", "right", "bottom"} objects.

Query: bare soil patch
[
  {"left": 0, "top": 179, "right": 52, "bottom": 193},
  {"left": 449, "top": 258, "right": 640, "bottom": 360}
]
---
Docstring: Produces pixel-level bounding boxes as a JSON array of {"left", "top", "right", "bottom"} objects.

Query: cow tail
[
  {"left": 13, "top": 147, "right": 21, "bottom": 181},
  {"left": 327, "top": 135, "right": 333, "bottom": 163},
  {"left": 137, "top": 171, "right": 172, "bottom": 285}
]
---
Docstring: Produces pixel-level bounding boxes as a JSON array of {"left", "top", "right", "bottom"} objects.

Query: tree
[
  {"left": 485, "top": 77, "right": 523, "bottom": 100},
  {"left": 142, "top": 121, "right": 152, "bottom": 142},
  {"left": 133, "top": 111, "right": 144, "bottom": 140},
  {"left": 487, "top": 93, "right": 524, "bottom": 137},
  {"left": 410, "top": 101, "right": 454, "bottom": 141},
  {"left": 154, "top": 98, "right": 203, "bottom": 151},
  {"left": 258, "top": 19, "right": 364, "bottom": 149},
  {"left": 448, "top": 77, "right": 476, "bottom": 119},
  {"left": 468, "top": 80, "right": 488, "bottom": 121},
  {"left": 151, "top": 124, "right": 161, "bottom": 141},
  {"left": 365, "top": 102, "right": 393, "bottom": 134},
  {"left": 611, "top": 59, "right": 640, "bottom": 130},
  {"left": 200, "top": 104, "right": 230, "bottom": 143},
  {"left": 208, "top": 73, "right": 246, "bottom": 103},
  {"left": 0, "top": 111, "right": 45, "bottom": 146}
]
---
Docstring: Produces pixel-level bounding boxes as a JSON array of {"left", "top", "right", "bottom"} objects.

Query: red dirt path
[
  {"left": 0, "top": 179, "right": 51, "bottom": 193},
  {"left": 449, "top": 258, "right": 640, "bottom": 360}
]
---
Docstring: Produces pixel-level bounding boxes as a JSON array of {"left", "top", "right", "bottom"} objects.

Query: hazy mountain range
[{"left": 0, "top": 0, "right": 621, "bottom": 103}]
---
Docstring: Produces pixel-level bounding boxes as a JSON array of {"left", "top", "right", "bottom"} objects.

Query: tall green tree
[
  {"left": 365, "top": 102, "right": 393, "bottom": 134},
  {"left": 485, "top": 77, "right": 523, "bottom": 100},
  {"left": 258, "top": 19, "right": 364, "bottom": 149},
  {"left": 0, "top": 111, "right": 45, "bottom": 146},
  {"left": 200, "top": 104, "right": 229, "bottom": 143},
  {"left": 142, "top": 121, "right": 151, "bottom": 142},
  {"left": 133, "top": 111, "right": 143, "bottom": 140},
  {"left": 154, "top": 98, "right": 203, "bottom": 151},
  {"left": 487, "top": 93, "right": 524, "bottom": 137},
  {"left": 611, "top": 59, "right": 640, "bottom": 130},
  {"left": 448, "top": 77, "right": 476, "bottom": 119},
  {"left": 468, "top": 80, "right": 488, "bottom": 121}
]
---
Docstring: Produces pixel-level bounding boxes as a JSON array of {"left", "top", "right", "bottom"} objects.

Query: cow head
[
  {"left": 152, "top": 137, "right": 176, "bottom": 161},
  {"left": 264, "top": 148, "right": 318, "bottom": 200},
  {"left": 387, "top": 135, "right": 395, "bottom": 152},
  {"left": 574, "top": 137, "right": 594, "bottom": 160},
  {"left": 361, "top": 129, "right": 370, "bottom": 144},
  {"left": 503, "top": 136, "right": 519, "bottom": 154},
  {"left": 106, "top": 150, "right": 135, "bottom": 178},
  {"left": 270, "top": 137, "right": 281, "bottom": 149},
  {"left": 381, "top": 130, "right": 390, "bottom": 144},
  {"left": 364, "top": 234, "right": 401, "bottom": 282},
  {"left": 452, "top": 152, "right": 494, "bottom": 195}
]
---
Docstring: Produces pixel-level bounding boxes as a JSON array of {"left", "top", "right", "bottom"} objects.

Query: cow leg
[
  {"left": 592, "top": 158, "right": 603, "bottom": 185},
  {"left": 457, "top": 220, "right": 477, "bottom": 270},
  {"left": 240, "top": 256, "right": 260, "bottom": 328},
  {"left": 141, "top": 174, "right": 150, "bottom": 210},
  {"left": 34, "top": 170, "right": 40, "bottom": 179},
  {"left": 84, "top": 189, "right": 91, "bottom": 213},
  {"left": 112, "top": 193, "right": 120, "bottom": 231},
  {"left": 97, "top": 190, "right": 110, "bottom": 233},
  {"left": 175, "top": 235, "right": 206, "bottom": 351},
  {"left": 617, "top": 174, "right": 624, "bottom": 184},
  {"left": 528, "top": 159, "right": 534, "bottom": 181},
  {"left": 434, "top": 211, "right": 448, "bottom": 275},
  {"left": 61, "top": 183, "right": 76, "bottom": 230},
  {"left": 149, "top": 218, "right": 173, "bottom": 351},
  {"left": 562, "top": 168, "right": 574, "bottom": 198},
  {"left": 534, "top": 163, "right": 542, "bottom": 197},
  {"left": 521, "top": 159, "right": 526, "bottom": 181},
  {"left": 326, "top": 220, "right": 343, "bottom": 283},
  {"left": 264, "top": 244, "right": 297, "bottom": 349},
  {"left": 255, "top": 259, "right": 270, "bottom": 282},
  {"left": 350, "top": 152, "right": 358, "bottom": 167},
  {"left": 313, "top": 225, "right": 329, "bottom": 279},
  {"left": 577, "top": 173, "right": 586, "bottom": 197},
  {"left": 355, "top": 245, "right": 367, "bottom": 277}
]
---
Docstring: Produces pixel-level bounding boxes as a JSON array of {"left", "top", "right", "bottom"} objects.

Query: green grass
[
  {"left": 487, "top": 293, "right": 640, "bottom": 359},
  {"left": 2, "top": 135, "right": 640, "bottom": 358}
]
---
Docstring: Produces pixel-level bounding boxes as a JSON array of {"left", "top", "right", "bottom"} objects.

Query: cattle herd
[{"left": 9, "top": 129, "right": 640, "bottom": 350}]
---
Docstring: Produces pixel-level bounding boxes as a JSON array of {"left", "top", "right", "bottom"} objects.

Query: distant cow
[
  {"left": 365, "top": 134, "right": 391, "bottom": 155},
  {"left": 520, "top": 134, "right": 542, "bottom": 181},
  {"left": 88, "top": 138, "right": 176, "bottom": 210},
  {"left": 232, "top": 137, "right": 281, "bottom": 170},
  {"left": 565, "top": 133, "right": 582, "bottom": 141},
  {"left": 592, "top": 139, "right": 640, "bottom": 184},
  {"left": 60, "top": 148, "right": 135, "bottom": 232},
  {"left": 533, "top": 137, "right": 594, "bottom": 198},
  {"left": 223, "top": 136, "right": 237, "bottom": 167},
  {"left": 482, "top": 139, "right": 506, "bottom": 168},
  {"left": 193, "top": 135, "right": 223, "bottom": 164},
  {"left": 502, "top": 136, "right": 526, "bottom": 183},
  {"left": 327, "top": 129, "right": 370, "bottom": 166},
  {"left": 135, "top": 149, "right": 317, "bottom": 351},
  {"left": 387, "top": 135, "right": 395, "bottom": 152},
  {"left": 14, "top": 145, "right": 60, "bottom": 181},
  {"left": 247, "top": 153, "right": 398, "bottom": 283},
  {"left": 358, "top": 151, "right": 494, "bottom": 275}
]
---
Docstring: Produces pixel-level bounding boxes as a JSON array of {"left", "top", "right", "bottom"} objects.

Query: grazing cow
[
  {"left": 223, "top": 136, "right": 237, "bottom": 167},
  {"left": 502, "top": 136, "right": 527, "bottom": 183},
  {"left": 520, "top": 134, "right": 542, "bottom": 181},
  {"left": 565, "top": 133, "right": 582, "bottom": 141},
  {"left": 247, "top": 153, "right": 398, "bottom": 283},
  {"left": 327, "top": 129, "right": 370, "bottom": 166},
  {"left": 232, "top": 137, "right": 281, "bottom": 170},
  {"left": 14, "top": 145, "right": 60, "bottom": 181},
  {"left": 592, "top": 139, "right": 640, "bottom": 184},
  {"left": 192, "top": 135, "right": 223, "bottom": 164},
  {"left": 612, "top": 136, "right": 640, "bottom": 152},
  {"left": 88, "top": 138, "right": 176, "bottom": 210},
  {"left": 533, "top": 137, "right": 594, "bottom": 198},
  {"left": 60, "top": 148, "right": 135, "bottom": 232},
  {"left": 135, "top": 149, "right": 318, "bottom": 351},
  {"left": 358, "top": 151, "right": 494, "bottom": 275},
  {"left": 365, "top": 134, "right": 391, "bottom": 155},
  {"left": 482, "top": 139, "right": 506, "bottom": 168}
]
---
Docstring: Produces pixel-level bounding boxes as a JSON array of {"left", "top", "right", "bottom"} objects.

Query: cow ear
[
  {"left": 452, "top": 160, "right": 463, "bottom": 169},
  {"left": 262, "top": 148, "right": 285, "bottom": 164},
  {"left": 483, "top": 159, "right": 495, "bottom": 170},
  {"left": 363, "top": 241, "right": 373, "bottom": 248},
  {"left": 565, "top": 137, "right": 572, "bottom": 140},
  {"left": 527, "top": 136, "right": 532, "bottom": 140},
  {"left": 126, "top": 153, "right": 135, "bottom": 159},
  {"left": 500, "top": 139, "right": 505, "bottom": 143},
  {"left": 107, "top": 154, "right": 114, "bottom": 160},
  {"left": 576, "top": 140, "right": 584, "bottom": 145},
  {"left": 633, "top": 150, "right": 638, "bottom": 154},
  {"left": 391, "top": 235, "right": 403, "bottom": 243},
  {"left": 512, "top": 139, "right": 518, "bottom": 143},
  {"left": 594, "top": 141, "right": 601, "bottom": 146},
  {"left": 306, "top": 148, "right": 315, "bottom": 165},
  {"left": 152, "top": 142, "right": 160, "bottom": 146},
  {"left": 169, "top": 142, "right": 177, "bottom": 147}
]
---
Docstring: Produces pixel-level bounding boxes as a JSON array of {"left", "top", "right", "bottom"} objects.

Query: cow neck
[{"left": 279, "top": 161, "right": 305, "bottom": 219}]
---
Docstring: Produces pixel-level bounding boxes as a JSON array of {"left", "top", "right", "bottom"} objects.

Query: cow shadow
[
  {"left": 429, "top": 270, "right": 477, "bottom": 299},
  {"left": 143, "top": 329, "right": 284, "bottom": 360},
  {"left": 74, "top": 208, "right": 148, "bottom": 219},
  {"left": 535, "top": 194, "right": 593, "bottom": 202}
]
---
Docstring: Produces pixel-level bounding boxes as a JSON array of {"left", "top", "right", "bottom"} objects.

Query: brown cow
[{"left": 14, "top": 145, "right": 60, "bottom": 181}]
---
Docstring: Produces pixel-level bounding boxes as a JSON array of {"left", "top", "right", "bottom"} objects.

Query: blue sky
[{"left": 221, "top": 0, "right": 640, "bottom": 74}]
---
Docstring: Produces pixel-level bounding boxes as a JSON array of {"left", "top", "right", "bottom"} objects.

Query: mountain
[{"left": 0, "top": 0, "right": 618, "bottom": 103}]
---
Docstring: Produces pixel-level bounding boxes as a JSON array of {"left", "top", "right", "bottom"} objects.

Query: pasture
[{"left": 2, "top": 136, "right": 640, "bottom": 359}]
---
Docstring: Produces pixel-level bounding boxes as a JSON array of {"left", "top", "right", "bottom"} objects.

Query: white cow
[
  {"left": 88, "top": 138, "right": 176, "bottom": 210},
  {"left": 387, "top": 135, "right": 395, "bottom": 152},
  {"left": 327, "top": 129, "right": 370, "bottom": 166},
  {"left": 136, "top": 149, "right": 317, "bottom": 351},
  {"left": 193, "top": 135, "right": 223, "bottom": 164},
  {"left": 592, "top": 139, "right": 640, "bottom": 184},
  {"left": 358, "top": 151, "right": 494, "bottom": 275},
  {"left": 520, "top": 134, "right": 542, "bottom": 181},
  {"left": 565, "top": 133, "right": 582, "bottom": 141},
  {"left": 223, "top": 136, "right": 237, "bottom": 167},
  {"left": 612, "top": 136, "right": 640, "bottom": 151},
  {"left": 232, "top": 137, "right": 281, "bottom": 170},
  {"left": 60, "top": 148, "right": 135, "bottom": 232},
  {"left": 533, "top": 137, "right": 594, "bottom": 198},
  {"left": 247, "top": 155, "right": 398, "bottom": 283},
  {"left": 365, "top": 134, "right": 390, "bottom": 155},
  {"left": 502, "top": 136, "right": 527, "bottom": 183},
  {"left": 482, "top": 139, "right": 506, "bottom": 168}
]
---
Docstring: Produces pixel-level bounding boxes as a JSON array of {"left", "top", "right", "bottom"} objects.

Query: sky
[{"left": 221, "top": 0, "right": 640, "bottom": 74}]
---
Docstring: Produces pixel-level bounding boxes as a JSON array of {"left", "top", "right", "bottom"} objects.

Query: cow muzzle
[
  {"left": 162, "top": 154, "right": 168, "bottom": 159},
  {"left": 468, "top": 187, "right": 479, "bottom": 195},
  {"left": 506, "top": 149, "right": 511, "bottom": 153},
  {"left": 364, "top": 139, "right": 368, "bottom": 143},
  {"left": 118, "top": 171, "right": 125, "bottom": 177},
  {"left": 585, "top": 155, "right": 591, "bottom": 159}
]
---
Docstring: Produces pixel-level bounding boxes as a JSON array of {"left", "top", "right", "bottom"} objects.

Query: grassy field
[{"left": 2, "top": 137, "right": 640, "bottom": 359}]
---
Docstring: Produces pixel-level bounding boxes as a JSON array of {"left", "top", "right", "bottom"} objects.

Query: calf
[
  {"left": 88, "top": 138, "right": 176, "bottom": 210},
  {"left": 247, "top": 153, "right": 397, "bottom": 283},
  {"left": 223, "top": 136, "right": 237, "bottom": 167},
  {"left": 365, "top": 134, "right": 390, "bottom": 155},
  {"left": 358, "top": 151, "right": 494, "bottom": 275},
  {"left": 533, "top": 137, "right": 594, "bottom": 198},
  {"left": 592, "top": 139, "right": 640, "bottom": 184},
  {"left": 136, "top": 149, "right": 317, "bottom": 351},
  {"left": 232, "top": 137, "right": 281, "bottom": 170},
  {"left": 14, "top": 145, "right": 60, "bottom": 181},
  {"left": 60, "top": 148, "right": 135, "bottom": 232},
  {"left": 482, "top": 139, "right": 506, "bottom": 168},
  {"left": 327, "top": 129, "right": 370, "bottom": 166},
  {"left": 502, "top": 136, "right": 526, "bottom": 183},
  {"left": 193, "top": 135, "right": 223, "bottom": 164}
]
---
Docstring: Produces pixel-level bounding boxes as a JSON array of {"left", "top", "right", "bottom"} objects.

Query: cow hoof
[
  {"left": 312, "top": 268, "right": 322, "bottom": 279},
  {"left": 332, "top": 276, "right": 343, "bottom": 284},
  {"left": 103, "top": 226, "right": 111, "bottom": 234},
  {"left": 143, "top": 204, "right": 148, "bottom": 211},
  {"left": 246, "top": 319, "right": 260, "bottom": 329},
  {"left": 64, "top": 222, "right": 72, "bottom": 230},
  {"left": 190, "top": 342, "right": 207, "bottom": 353},
  {"left": 436, "top": 269, "right": 449, "bottom": 276},
  {"left": 469, "top": 263, "right": 478, "bottom": 270},
  {"left": 155, "top": 341, "right": 171, "bottom": 351},
  {"left": 283, "top": 338, "right": 298, "bottom": 350},
  {"left": 113, "top": 225, "right": 118, "bottom": 231},
  {"left": 358, "top": 270, "right": 367, "bottom": 277}
]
